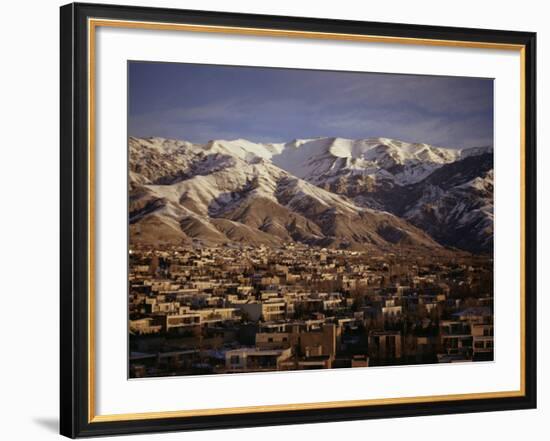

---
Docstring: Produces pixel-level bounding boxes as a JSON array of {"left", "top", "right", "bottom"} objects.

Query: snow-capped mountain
[
  {"left": 129, "top": 137, "right": 445, "bottom": 252},
  {"left": 187, "top": 136, "right": 490, "bottom": 185},
  {"left": 272, "top": 137, "right": 468, "bottom": 186},
  {"left": 129, "top": 135, "right": 493, "bottom": 253},
  {"left": 310, "top": 143, "right": 494, "bottom": 253},
  {"left": 400, "top": 153, "right": 494, "bottom": 253}
]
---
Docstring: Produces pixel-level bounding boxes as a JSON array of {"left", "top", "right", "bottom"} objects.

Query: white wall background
[{"left": 0, "top": 0, "right": 546, "bottom": 439}]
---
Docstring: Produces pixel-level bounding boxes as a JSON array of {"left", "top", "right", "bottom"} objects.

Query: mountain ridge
[{"left": 129, "top": 136, "right": 493, "bottom": 254}]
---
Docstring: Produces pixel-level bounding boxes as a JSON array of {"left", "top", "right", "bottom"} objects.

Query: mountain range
[{"left": 129, "top": 136, "right": 493, "bottom": 254}]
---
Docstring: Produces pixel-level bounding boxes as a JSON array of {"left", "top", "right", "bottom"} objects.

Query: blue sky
[{"left": 129, "top": 61, "right": 493, "bottom": 149}]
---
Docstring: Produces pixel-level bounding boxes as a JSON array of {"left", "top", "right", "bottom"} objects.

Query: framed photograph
[{"left": 60, "top": 2, "right": 537, "bottom": 438}]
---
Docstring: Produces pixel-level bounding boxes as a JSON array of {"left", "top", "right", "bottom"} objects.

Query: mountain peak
[
  {"left": 129, "top": 135, "right": 493, "bottom": 253},
  {"left": 130, "top": 135, "right": 491, "bottom": 186}
]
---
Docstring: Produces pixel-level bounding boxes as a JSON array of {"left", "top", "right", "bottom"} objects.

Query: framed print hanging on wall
[{"left": 60, "top": 2, "right": 537, "bottom": 438}]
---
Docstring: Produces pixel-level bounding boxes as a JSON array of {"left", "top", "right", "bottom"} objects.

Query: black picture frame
[{"left": 60, "top": 2, "right": 537, "bottom": 438}]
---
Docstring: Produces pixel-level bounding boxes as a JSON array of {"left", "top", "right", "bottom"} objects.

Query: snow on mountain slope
[
  {"left": 129, "top": 136, "right": 446, "bottom": 252},
  {"left": 131, "top": 135, "right": 491, "bottom": 187},
  {"left": 206, "top": 139, "right": 284, "bottom": 162},
  {"left": 196, "top": 136, "right": 491, "bottom": 187},
  {"left": 400, "top": 155, "right": 494, "bottom": 253},
  {"left": 288, "top": 139, "right": 494, "bottom": 254},
  {"left": 271, "top": 137, "right": 491, "bottom": 186}
]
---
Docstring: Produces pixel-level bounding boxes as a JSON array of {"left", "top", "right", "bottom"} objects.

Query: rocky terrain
[{"left": 129, "top": 136, "right": 493, "bottom": 254}]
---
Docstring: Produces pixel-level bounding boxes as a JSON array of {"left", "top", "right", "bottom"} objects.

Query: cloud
[{"left": 129, "top": 63, "right": 493, "bottom": 148}]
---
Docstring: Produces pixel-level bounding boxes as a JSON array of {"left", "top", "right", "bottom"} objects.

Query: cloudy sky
[{"left": 129, "top": 61, "right": 493, "bottom": 149}]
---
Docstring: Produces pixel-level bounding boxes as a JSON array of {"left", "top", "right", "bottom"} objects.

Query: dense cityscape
[{"left": 129, "top": 243, "right": 493, "bottom": 378}]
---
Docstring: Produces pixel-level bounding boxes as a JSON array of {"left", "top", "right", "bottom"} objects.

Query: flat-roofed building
[
  {"left": 129, "top": 318, "right": 162, "bottom": 335},
  {"left": 369, "top": 331, "right": 402, "bottom": 363},
  {"left": 255, "top": 332, "right": 290, "bottom": 350},
  {"left": 164, "top": 313, "right": 201, "bottom": 332},
  {"left": 225, "top": 347, "right": 292, "bottom": 372},
  {"left": 439, "top": 320, "right": 473, "bottom": 358},
  {"left": 232, "top": 300, "right": 286, "bottom": 322},
  {"left": 471, "top": 323, "right": 494, "bottom": 361}
]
